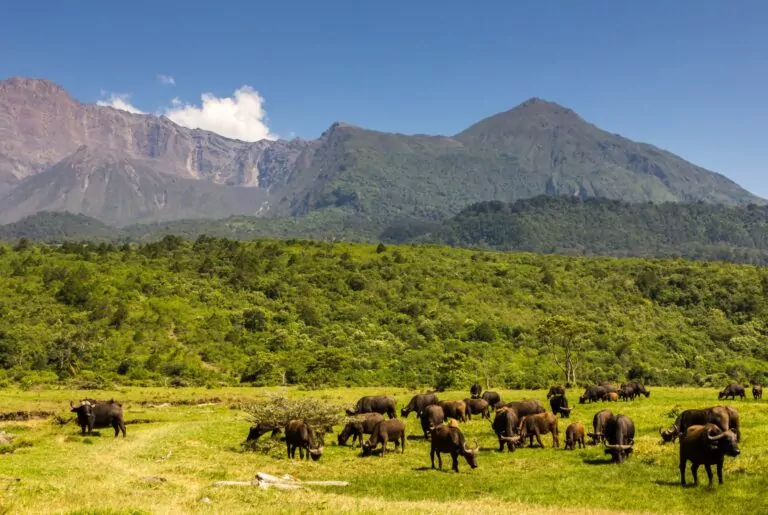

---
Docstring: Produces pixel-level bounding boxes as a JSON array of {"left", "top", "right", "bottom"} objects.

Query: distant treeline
[{"left": 3, "top": 196, "right": 768, "bottom": 266}]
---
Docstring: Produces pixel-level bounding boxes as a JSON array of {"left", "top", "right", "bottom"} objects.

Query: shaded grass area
[{"left": 0, "top": 387, "right": 766, "bottom": 514}]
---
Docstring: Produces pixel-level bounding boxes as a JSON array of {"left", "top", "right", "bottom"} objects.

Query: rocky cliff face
[{"left": 0, "top": 77, "right": 308, "bottom": 187}]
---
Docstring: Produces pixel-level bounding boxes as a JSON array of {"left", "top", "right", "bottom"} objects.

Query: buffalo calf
[{"left": 565, "top": 423, "right": 585, "bottom": 450}]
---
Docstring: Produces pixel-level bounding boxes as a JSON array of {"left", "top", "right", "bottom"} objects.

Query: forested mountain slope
[{"left": 387, "top": 196, "right": 768, "bottom": 265}]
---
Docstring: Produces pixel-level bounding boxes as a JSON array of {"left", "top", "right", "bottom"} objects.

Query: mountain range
[{"left": 0, "top": 77, "right": 763, "bottom": 227}]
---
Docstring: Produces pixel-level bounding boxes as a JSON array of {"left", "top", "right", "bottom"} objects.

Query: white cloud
[
  {"left": 96, "top": 93, "right": 145, "bottom": 114},
  {"left": 95, "top": 85, "right": 275, "bottom": 141},
  {"left": 157, "top": 74, "right": 176, "bottom": 86},
  {"left": 163, "top": 86, "right": 275, "bottom": 141}
]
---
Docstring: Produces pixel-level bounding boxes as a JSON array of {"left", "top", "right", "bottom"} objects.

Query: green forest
[{"left": 0, "top": 237, "right": 766, "bottom": 389}]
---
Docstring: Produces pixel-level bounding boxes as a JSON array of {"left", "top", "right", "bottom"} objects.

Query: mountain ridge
[{"left": 0, "top": 77, "right": 763, "bottom": 226}]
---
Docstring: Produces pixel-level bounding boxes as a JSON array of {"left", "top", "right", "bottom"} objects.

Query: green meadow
[{"left": 0, "top": 386, "right": 766, "bottom": 514}]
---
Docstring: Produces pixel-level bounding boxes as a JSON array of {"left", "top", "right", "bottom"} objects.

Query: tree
[{"left": 536, "top": 316, "right": 592, "bottom": 386}]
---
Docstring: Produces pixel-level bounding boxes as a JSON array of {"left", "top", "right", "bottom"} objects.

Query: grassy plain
[{"left": 0, "top": 386, "right": 766, "bottom": 514}]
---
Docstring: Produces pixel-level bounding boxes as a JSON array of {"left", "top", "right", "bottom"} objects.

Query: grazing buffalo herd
[{"left": 66, "top": 381, "right": 759, "bottom": 487}]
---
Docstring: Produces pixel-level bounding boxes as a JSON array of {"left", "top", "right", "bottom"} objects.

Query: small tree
[
  {"left": 242, "top": 394, "right": 344, "bottom": 450},
  {"left": 536, "top": 316, "right": 592, "bottom": 386}
]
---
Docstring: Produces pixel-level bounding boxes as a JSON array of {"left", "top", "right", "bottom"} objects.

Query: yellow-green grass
[{"left": 0, "top": 387, "right": 766, "bottom": 514}]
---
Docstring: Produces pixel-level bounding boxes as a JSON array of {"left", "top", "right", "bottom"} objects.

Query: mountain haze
[{"left": 0, "top": 77, "right": 762, "bottom": 225}]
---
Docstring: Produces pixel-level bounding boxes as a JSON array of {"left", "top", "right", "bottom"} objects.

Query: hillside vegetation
[
  {"left": 387, "top": 196, "right": 768, "bottom": 265},
  {"left": 1, "top": 238, "right": 766, "bottom": 388}
]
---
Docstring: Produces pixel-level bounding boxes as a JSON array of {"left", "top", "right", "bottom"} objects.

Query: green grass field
[{"left": 0, "top": 387, "right": 766, "bottom": 514}]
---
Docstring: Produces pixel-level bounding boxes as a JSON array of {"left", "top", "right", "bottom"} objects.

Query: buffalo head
[
  {"left": 462, "top": 438, "right": 480, "bottom": 468},
  {"left": 659, "top": 425, "right": 678, "bottom": 444},
  {"left": 708, "top": 428, "right": 740, "bottom": 458}
]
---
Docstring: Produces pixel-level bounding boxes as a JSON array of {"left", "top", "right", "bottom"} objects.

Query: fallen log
[{"left": 213, "top": 472, "right": 349, "bottom": 489}]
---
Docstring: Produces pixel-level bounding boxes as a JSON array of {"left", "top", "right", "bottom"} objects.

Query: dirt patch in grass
[
  {"left": 0, "top": 410, "right": 55, "bottom": 421},
  {"left": 134, "top": 397, "right": 223, "bottom": 408}
]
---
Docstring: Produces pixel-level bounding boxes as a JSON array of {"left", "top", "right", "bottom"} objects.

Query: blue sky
[{"left": 1, "top": 1, "right": 766, "bottom": 196}]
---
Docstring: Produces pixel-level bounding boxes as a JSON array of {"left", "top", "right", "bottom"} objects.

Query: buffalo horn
[
  {"left": 707, "top": 429, "right": 728, "bottom": 441},
  {"left": 69, "top": 401, "right": 75, "bottom": 408}
]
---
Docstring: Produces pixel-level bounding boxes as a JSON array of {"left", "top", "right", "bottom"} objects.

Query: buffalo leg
[
  {"left": 113, "top": 421, "right": 120, "bottom": 437},
  {"left": 680, "top": 459, "right": 687, "bottom": 486},
  {"left": 286, "top": 443, "right": 292, "bottom": 459},
  {"left": 430, "top": 449, "right": 436, "bottom": 469},
  {"left": 451, "top": 452, "right": 459, "bottom": 472},
  {"left": 717, "top": 457, "right": 724, "bottom": 484},
  {"left": 535, "top": 431, "right": 544, "bottom": 449},
  {"left": 705, "top": 464, "right": 713, "bottom": 485},
  {"left": 691, "top": 464, "right": 700, "bottom": 485},
  {"left": 552, "top": 429, "right": 559, "bottom": 448},
  {"left": 401, "top": 434, "right": 406, "bottom": 454}
]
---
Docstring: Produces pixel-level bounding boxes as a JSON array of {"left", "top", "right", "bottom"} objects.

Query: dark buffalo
[
  {"left": 401, "top": 393, "right": 438, "bottom": 418},
  {"left": 579, "top": 386, "right": 607, "bottom": 404},
  {"left": 588, "top": 409, "right": 614, "bottom": 444},
  {"left": 346, "top": 396, "right": 397, "bottom": 419},
  {"left": 246, "top": 423, "right": 282, "bottom": 442},
  {"left": 519, "top": 412, "right": 559, "bottom": 448},
  {"left": 500, "top": 400, "right": 546, "bottom": 418},
  {"left": 660, "top": 406, "right": 732, "bottom": 444},
  {"left": 546, "top": 385, "right": 566, "bottom": 399},
  {"left": 420, "top": 405, "right": 445, "bottom": 439},
  {"left": 70, "top": 399, "right": 126, "bottom": 437},
  {"left": 618, "top": 385, "right": 634, "bottom": 401},
  {"left": 337, "top": 413, "right": 385, "bottom": 447},
  {"left": 565, "top": 422, "right": 585, "bottom": 450},
  {"left": 362, "top": 419, "right": 405, "bottom": 456},
  {"left": 679, "top": 424, "right": 740, "bottom": 486},
  {"left": 600, "top": 383, "right": 619, "bottom": 395},
  {"left": 549, "top": 395, "right": 574, "bottom": 418},
  {"left": 481, "top": 391, "right": 501, "bottom": 407},
  {"left": 752, "top": 385, "right": 763, "bottom": 400},
  {"left": 624, "top": 381, "right": 651, "bottom": 398},
  {"left": 470, "top": 383, "right": 482, "bottom": 399},
  {"left": 492, "top": 407, "right": 521, "bottom": 452},
  {"left": 718, "top": 384, "right": 746, "bottom": 401},
  {"left": 285, "top": 420, "right": 324, "bottom": 461},
  {"left": 720, "top": 405, "right": 741, "bottom": 442},
  {"left": 603, "top": 414, "right": 635, "bottom": 463},
  {"left": 430, "top": 423, "right": 479, "bottom": 472},
  {"left": 439, "top": 400, "right": 467, "bottom": 422},
  {"left": 463, "top": 398, "right": 491, "bottom": 420}
]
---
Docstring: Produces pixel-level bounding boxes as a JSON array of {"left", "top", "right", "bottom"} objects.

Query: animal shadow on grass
[
  {"left": 582, "top": 458, "right": 614, "bottom": 466},
  {"left": 406, "top": 435, "right": 425, "bottom": 441},
  {"left": 653, "top": 480, "right": 684, "bottom": 488}
]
